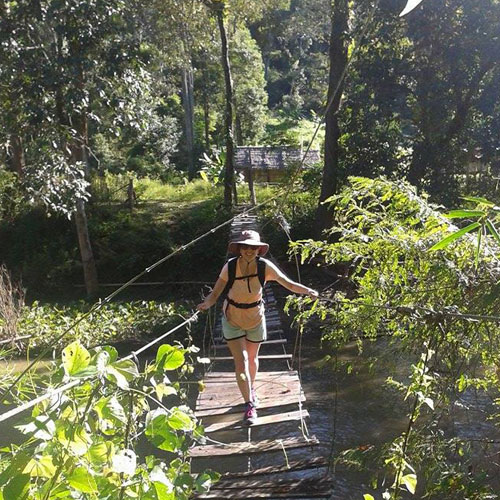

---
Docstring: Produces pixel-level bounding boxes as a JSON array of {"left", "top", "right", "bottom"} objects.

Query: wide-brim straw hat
[{"left": 227, "top": 230, "right": 269, "bottom": 256}]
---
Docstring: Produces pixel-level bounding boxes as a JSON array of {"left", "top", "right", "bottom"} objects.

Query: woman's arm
[
  {"left": 274, "top": 274, "right": 319, "bottom": 298},
  {"left": 267, "top": 261, "right": 318, "bottom": 298},
  {"left": 196, "top": 277, "right": 228, "bottom": 310}
]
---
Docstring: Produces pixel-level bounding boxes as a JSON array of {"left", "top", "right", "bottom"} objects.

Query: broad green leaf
[
  {"left": 168, "top": 408, "right": 195, "bottom": 431},
  {"left": 88, "top": 441, "right": 114, "bottom": 465},
  {"left": 429, "top": 222, "right": 481, "bottom": 251},
  {"left": 0, "top": 452, "right": 31, "bottom": 487},
  {"left": 401, "top": 473, "right": 417, "bottom": 494},
  {"left": 156, "top": 345, "right": 185, "bottom": 371},
  {"left": 444, "top": 210, "right": 484, "bottom": 219},
  {"left": 23, "top": 456, "right": 56, "bottom": 478},
  {"left": 111, "top": 449, "right": 136, "bottom": 476},
  {"left": 95, "top": 396, "right": 127, "bottom": 424},
  {"left": 151, "top": 465, "right": 175, "bottom": 499},
  {"left": 195, "top": 471, "right": 220, "bottom": 493},
  {"left": 105, "top": 359, "right": 139, "bottom": 389},
  {"left": 3, "top": 474, "right": 30, "bottom": 500},
  {"left": 56, "top": 421, "right": 92, "bottom": 456},
  {"left": 363, "top": 495, "right": 375, "bottom": 500},
  {"left": 485, "top": 219, "right": 500, "bottom": 246},
  {"left": 154, "top": 383, "right": 177, "bottom": 401},
  {"left": 461, "top": 196, "right": 495, "bottom": 206},
  {"left": 62, "top": 341, "right": 91, "bottom": 377},
  {"left": 146, "top": 411, "right": 182, "bottom": 452},
  {"left": 67, "top": 466, "right": 98, "bottom": 493}
]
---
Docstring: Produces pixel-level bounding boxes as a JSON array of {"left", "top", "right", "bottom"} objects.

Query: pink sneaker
[{"left": 243, "top": 402, "right": 257, "bottom": 425}]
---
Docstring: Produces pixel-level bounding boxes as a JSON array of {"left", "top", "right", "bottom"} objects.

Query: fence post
[{"left": 248, "top": 164, "right": 256, "bottom": 206}]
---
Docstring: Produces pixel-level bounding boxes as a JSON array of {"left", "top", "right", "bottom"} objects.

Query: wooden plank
[
  {"left": 189, "top": 435, "right": 319, "bottom": 458},
  {"left": 195, "top": 393, "right": 306, "bottom": 417},
  {"left": 210, "top": 354, "right": 292, "bottom": 362},
  {"left": 204, "top": 371, "right": 298, "bottom": 379},
  {"left": 220, "top": 457, "right": 329, "bottom": 478},
  {"left": 203, "top": 410, "right": 309, "bottom": 433},
  {"left": 197, "top": 381, "right": 301, "bottom": 402},
  {"left": 195, "top": 476, "right": 333, "bottom": 498}
]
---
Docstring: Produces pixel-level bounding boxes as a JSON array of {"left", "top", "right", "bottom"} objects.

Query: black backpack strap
[
  {"left": 221, "top": 257, "right": 238, "bottom": 299},
  {"left": 256, "top": 257, "right": 266, "bottom": 288}
]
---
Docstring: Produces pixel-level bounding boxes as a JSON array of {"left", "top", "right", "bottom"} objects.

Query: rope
[{"left": 0, "top": 312, "right": 199, "bottom": 423}]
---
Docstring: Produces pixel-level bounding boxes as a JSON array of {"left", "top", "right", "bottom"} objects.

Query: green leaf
[
  {"left": 444, "top": 210, "right": 484, "bottom": 219},
  {"left": 3, "top": 474, "right": 30, "bottom": 500},
  {"left": 167, "top": 408, "right": 195, "bottom": 431},
  {"left": 156, "top": 345, "right": 185, "bottom": 371},
  {"left": 23, "top": 455, "right": 56, "bottom": 478},
  {"left": 429, "top": 222, "right": 481, "bottom": 251},
  {"left": 461, "top": 195, "right": 495, "bottom": 206},
  {"left": 56, "top": 421, "right": 92, "bottom": 456},
  {"left": 145, "top": 410, "right": 182, "bottom": 452},
  {"left": 485, "top": 219, "right": 500, "bottom": 246},
  {"left": 62, "top": 341, "right": 91, "bottom": 377},
  {"left": 104, "top": 360, "right": 138, "bottom": 390},
  {"left": 363, "top": 495, "right": 375, "bottom": 500},
  {"left": 67, "top": 467, "right": 98, "bottom": 493},
  {"left": 88, "top": 441, "right": 114, "bottom": 465},
  {"left": 401, "top": 473, "right": 417, "bottom": 494},
  {"left": 154, "top": 383, "right": 177, "bottom": 401}
]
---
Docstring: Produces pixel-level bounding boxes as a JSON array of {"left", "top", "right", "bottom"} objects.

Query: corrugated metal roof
[{"left": 234, "top": 146, "right": 320, "bottom": 170}]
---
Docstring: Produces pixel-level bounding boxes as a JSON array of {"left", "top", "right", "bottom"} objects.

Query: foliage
[
  {"left": 230, "top": 26, "right": 269, "bottom": 145},
  {"left": 15, "top": 300, "right": 186, "bottom": 353},
  {"left": 0, "top": 265, "right": 25, "bottom": 343},
  {"left": 262, "top": 111, "right": 324, "bottom": 150},
  {"left": 288, "top": 177, "right": 500, "bottom": 498},
  {"left": 0, "top": 170, "right": 25, "bottom": 221},
  {"left": 0, "top": 340, "right": 219, "bottom": 499},
  {"left": 0, "top": 180, "right": 227, "bottom": 290}
]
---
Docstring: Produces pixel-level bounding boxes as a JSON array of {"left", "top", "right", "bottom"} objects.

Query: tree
[
  {"left": 315, "top": 0, "right": 349, "bottom": 235},
  {"left": 0, "top": 0, "right": 153, "bottom": 295}
]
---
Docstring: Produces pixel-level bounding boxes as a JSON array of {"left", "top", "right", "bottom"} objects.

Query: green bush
[{"left": 17, "top": 300, "right": 186, "bottom": 352}]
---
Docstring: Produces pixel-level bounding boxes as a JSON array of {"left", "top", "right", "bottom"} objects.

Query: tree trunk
[
  {"left": 70, "top": 56, "right": 99, "bottom": 296},
  {"left": 181, "top": 65, "right": 196, "bottom": 178},
  {"left": 216, "top": 7, "right": 236, "bottom": 208},
  {"left": 315, "top": 0, "right": 349, "bottom": 237},
  {"left": 9, "top": 134, "right": 25, "bottom": 179},
  {"left": 74, "top": 198, "right": 99, "bottom": 296},
  {"left": 203, "top": 97, "right": 210, "bottom": 150}
]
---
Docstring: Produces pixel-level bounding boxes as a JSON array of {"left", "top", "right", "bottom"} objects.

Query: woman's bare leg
[
  {"left": 227, "top": 337, "right": 251, "bottom": 403},
  {"left": 246, "top": 340, "right": 261, "bottom": 388}
]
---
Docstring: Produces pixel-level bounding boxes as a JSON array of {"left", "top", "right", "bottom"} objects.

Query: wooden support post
[
  {"left": 127, "top": 178, "right": 136, "bottom": 210},
  {"left": 248, "top": 165, "right": 256, "bottom": 206}
]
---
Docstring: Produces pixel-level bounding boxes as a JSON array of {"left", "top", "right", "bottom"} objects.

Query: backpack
[{"left": 221, "top": 256, "right": 266, "bottom": 299}]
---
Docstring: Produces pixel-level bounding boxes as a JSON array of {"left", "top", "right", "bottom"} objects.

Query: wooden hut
[{"left": 234, "top": 146, "right": 321, "bottom": 183}]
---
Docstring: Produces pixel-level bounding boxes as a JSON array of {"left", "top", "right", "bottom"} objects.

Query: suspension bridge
[{"left": 189, "top": 213, "right": 333, "bottom": 499}]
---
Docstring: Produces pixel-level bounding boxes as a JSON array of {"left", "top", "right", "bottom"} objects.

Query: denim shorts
[{"left": 222, "top": 316, "right": 267, "bottom": 343}]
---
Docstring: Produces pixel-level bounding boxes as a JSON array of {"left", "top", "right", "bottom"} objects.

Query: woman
[{"left": 197, "top": 230, "right": 318, "bottom": 424}]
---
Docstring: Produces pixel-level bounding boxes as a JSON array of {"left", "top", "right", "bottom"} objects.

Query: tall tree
[
  {"left": 204, "top": 0, "right": 236, "bottom": 207},
  {"left": 315, "top": 0, "right": 349, "bottom": 235}
]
